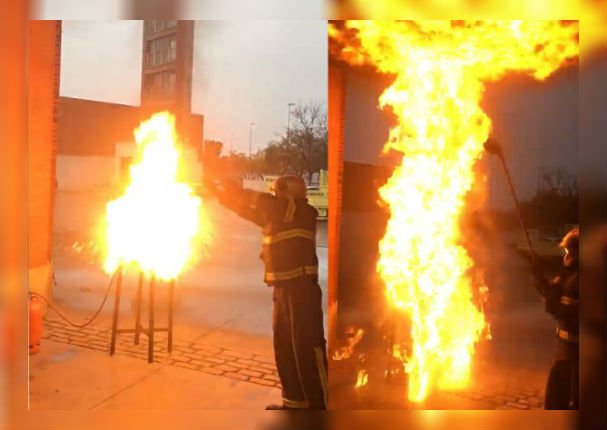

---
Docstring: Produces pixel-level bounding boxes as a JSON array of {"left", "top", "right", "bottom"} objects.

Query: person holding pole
[{"left": 485, "top": 137, "right": 578, "bottom": 410}]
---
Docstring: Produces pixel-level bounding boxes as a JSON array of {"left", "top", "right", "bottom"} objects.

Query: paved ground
[
  {"left": 30, "top": 188, "right": 328, "bottom": 409},
  {"left": 330, "top": 347, "right": 546, "bottom": 410},
  {"left": 30, "top": 315, "right": 282, "bottom": 409}
]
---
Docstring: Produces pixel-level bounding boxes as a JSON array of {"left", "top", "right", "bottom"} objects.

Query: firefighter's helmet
[
  {"left": 560, "top": 227, "right": 579, "bottom": 266},
  {"left": 272, "top": 175, "right": 307, "bottom": 199}
]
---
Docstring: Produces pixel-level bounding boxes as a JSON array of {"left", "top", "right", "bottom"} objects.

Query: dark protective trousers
[
  {"left": 545, "top": 343, "right": 579, "bottom": 409},
  {"left": 272, "top": 277, "right": 328, "bottom": 409}
]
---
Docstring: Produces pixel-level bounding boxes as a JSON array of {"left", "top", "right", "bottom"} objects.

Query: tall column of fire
[{"left": 330, "top": 20, "right": 579, "bottom": 402}]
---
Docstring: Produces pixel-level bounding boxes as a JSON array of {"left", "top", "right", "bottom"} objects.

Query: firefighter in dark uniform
[
  {"left": 534, "top": 228, "right": 579, "bottom": 410},
  {"left": 210, "top": 175, "right": 328, "bottom": 410}
]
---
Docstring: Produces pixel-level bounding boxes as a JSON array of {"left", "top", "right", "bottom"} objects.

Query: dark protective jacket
[
  {"left": 538, "top": 264, "right": 579, "bottom": 347},
  {"left": 538, "top": 263, "right": 579, "bottom": 409},
  {"left": 217, "top": 187, "right": 318, "bottom": 286}
]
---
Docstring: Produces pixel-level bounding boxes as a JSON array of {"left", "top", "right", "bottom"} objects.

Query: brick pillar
[
  {"left": 28, "top": 20, "right": 61, "bottom": 298},
  {"left": 328, "top": 63, "right": 346, "bottom": 353}
]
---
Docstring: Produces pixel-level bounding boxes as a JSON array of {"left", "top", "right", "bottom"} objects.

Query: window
[
  {"left": 153, "top": 20, "right": 165, "bottom": 32},
  {"left": 146, "top": 41, "right": 154, "bottom": 67},
  {"left": 146, "top": 36, "right": 176, "bottom": 67},
  {"left": 147, "top": 20, "right": 176, "bottom": 33},
  {"left": 168, "top": 72, "right": 176, "bottom": 90},
  {"left": 167, "top": 39, "right": 177, "bottom": 62},
  {"left": 144, "top": 71, "right": 176, "bottom": 97},
  {"left": 160, "top": 71, "right": 176, "bottom": 94},
  {"left": 155, "top": 39, "right": 163, "bottom": 65}
]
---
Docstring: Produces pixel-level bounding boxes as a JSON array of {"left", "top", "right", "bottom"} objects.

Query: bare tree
[
  {"left": 539, "top": 168, "right": 578, "bottom": 197},
  {"left": 277, "top": 101, "right": 328, "bottom": 177}
]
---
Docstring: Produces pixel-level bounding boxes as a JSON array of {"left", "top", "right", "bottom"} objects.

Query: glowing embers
[{"left": 333, "top": 328, "right": 364, "bottom": 360}]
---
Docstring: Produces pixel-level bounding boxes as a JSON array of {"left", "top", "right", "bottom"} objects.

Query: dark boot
[
  {"left": 545, "top": 359, "right": 572, "bottom": 409},
  {"left": 265, "top": 404, "right": 303, "bottom": 410}
]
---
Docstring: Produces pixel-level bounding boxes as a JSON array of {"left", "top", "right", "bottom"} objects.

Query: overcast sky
[{"left": 59, "top": 20, "right": 327, "bottom": 154}]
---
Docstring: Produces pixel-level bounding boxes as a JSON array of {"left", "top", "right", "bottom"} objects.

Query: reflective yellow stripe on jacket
[
  {"left": 265, "top": 266, "right": 318, "bottom": 282},
  {"left": 263, "top": 229, "right": 315, "bottom": 245},
  {"left": 283, "top": 197, "right": 296, "bottom": 222}
]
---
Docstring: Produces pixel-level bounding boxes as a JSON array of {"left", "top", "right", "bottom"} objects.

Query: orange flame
[
  {"left": 355, "top": 369, "right": 369, "bottom": 388},
  {"left": 333, "top": 328, "right": 364, "bottom": 360},
  {"left": 103, "top": 111, "right": 211, "bottom": 280},
  {"left": 331, "top": 20, "right": 578, "bottom": 402}
]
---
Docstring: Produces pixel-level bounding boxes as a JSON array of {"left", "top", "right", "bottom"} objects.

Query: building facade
[
  {"left": 56, "top": 20, "right": 204, "bottom": 191},
  {"left": 140, "top": 20, "right": 196, "bottom": 143}
]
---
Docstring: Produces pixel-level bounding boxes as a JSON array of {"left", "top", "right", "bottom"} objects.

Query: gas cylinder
[{"left": 29, "top": 296, "right": 42, "bottom": 355}]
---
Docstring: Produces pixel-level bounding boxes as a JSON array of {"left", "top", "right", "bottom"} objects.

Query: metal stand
[
  {"left": 385, "top": 310, "right": 408, "bottom": 387},
  {"left": 109, "top": 267, "right": 175, "bottom": 363},
  {"left": 385, "top": 311, "right": 399, "bottom": 383}
]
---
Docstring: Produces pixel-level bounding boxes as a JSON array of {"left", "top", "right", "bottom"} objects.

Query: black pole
[
  {"left": 485, "top": 138, "right": 537, "bottom": 266},
  {"left": 134, "top": 271, "right": 143, "bottom": 345},
  {"left": 385, "top": 311, "right": 396, "bottom": 383},
  {"left": 249, "top": 122, "right": 255, "bottom": 156},
  {"left": 148, "top": 275, "right": 155, "bottom": 363},
  {"left": 110, "top": 267, "right": 123, "bottom": 356},
  {"left": 497, "top": 152, "right": 538, "bottom": 266},
  {"left": 168, "top": 279, "right": 175, "bottom": 353}
]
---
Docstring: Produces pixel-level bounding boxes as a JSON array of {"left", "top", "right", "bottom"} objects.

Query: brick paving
[
  {"left": 41, "top": 316, "right": 281, "bottom": 390},
  {"left": 330, "top": 358, "right": 546, "bottom": 410},
  {"left": 442, "top": 378, "right": 545, "bottom": 409},
  {"left": 451, "top": 360, "right": 546, "bottom": 409}
]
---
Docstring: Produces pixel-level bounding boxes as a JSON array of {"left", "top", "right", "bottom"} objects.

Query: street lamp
[
  {"left": 230, "top": 133, "right": 234, "bottom": 153},
  {"left": 287, "top": 103, "right": 295, "bottom": 145},
  {"left": 249, "top": 122, "right": 255, "bottom": 156}
]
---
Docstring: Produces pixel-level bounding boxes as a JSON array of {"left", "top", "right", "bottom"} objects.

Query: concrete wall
[{"left": 56, "top": 155, "right": 115, "bottom": 190}]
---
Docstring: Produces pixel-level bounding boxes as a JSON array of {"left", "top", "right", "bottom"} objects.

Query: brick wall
[
  {"left": 58, "top": 97, "right": 204, "bottom": 156},
  {"left": 328, "top": 62, "right": 345, "bottom": 351},
  {"left": 29, "top": 20, "right": 61, "bottom": 270}
]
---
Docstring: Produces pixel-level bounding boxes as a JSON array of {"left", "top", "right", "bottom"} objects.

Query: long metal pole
[
  {"left": 148, "top": 275, "right": 155, "bottom": 363},
  {"left": 485, "top": 138, "right": 537, "bottom": 265},
  {"left": 110, "top": 267, "right": 123, "bottom": 356},
  {"left": 287, "top": 103, "right": 294, "bottom": 145},
  {"left": 134, "top": 271, "right": 143, "bottom": 345},
  {"left": 168, "top": 279, "right": 175, "bottom": 353},
  {"left": 497, "top": 152, "right": 538, "bottom": 266},
  {"left": 249, "top": 123, "right": 255, "bottom": 156}
]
